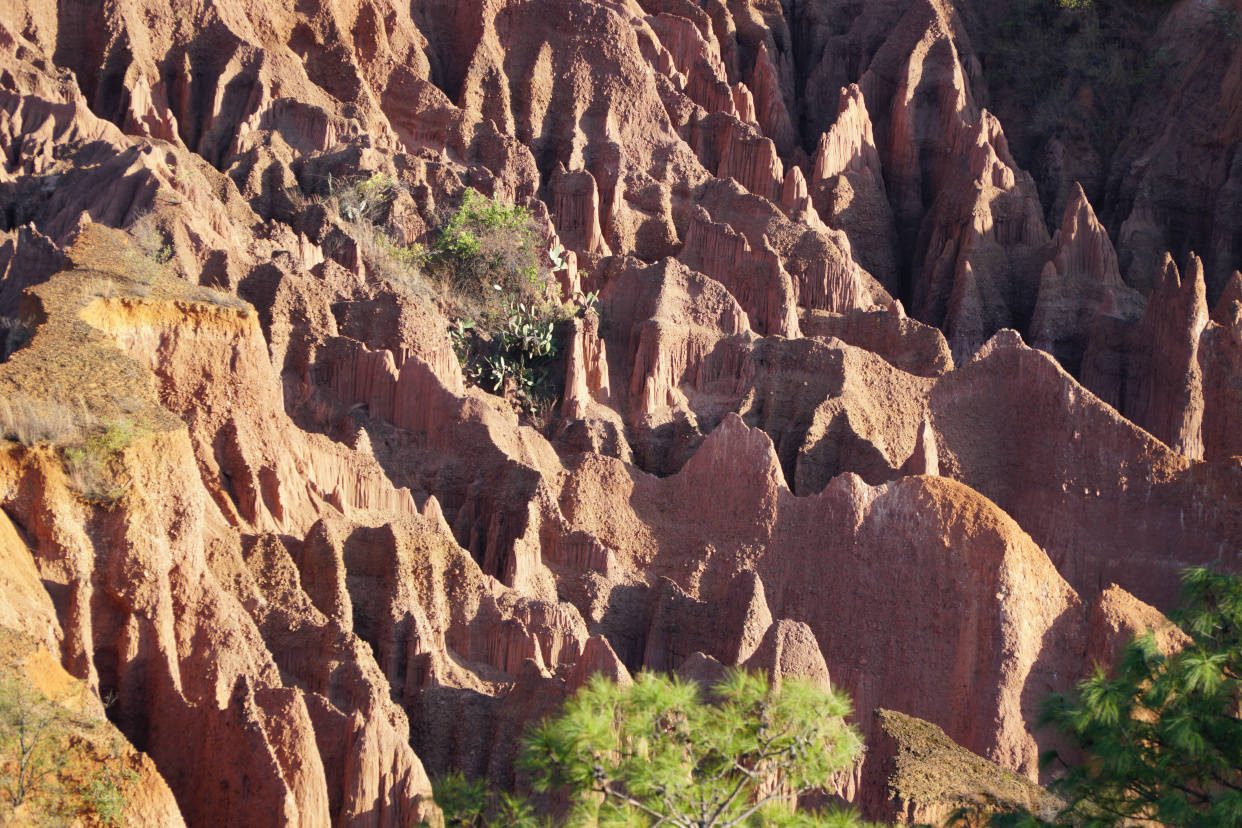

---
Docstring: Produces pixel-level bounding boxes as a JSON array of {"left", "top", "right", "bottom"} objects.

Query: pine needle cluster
[
  {"left": 996, "top": 567, "right": 1242, "bottom": 827},
  {"left": 519, "top": 670, "right": 870, "bottom": 828}
]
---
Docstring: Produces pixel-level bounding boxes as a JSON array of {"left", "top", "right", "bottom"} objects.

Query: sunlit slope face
[{"left": 0, "top": 0, "right": 1238, "bottom": 826}]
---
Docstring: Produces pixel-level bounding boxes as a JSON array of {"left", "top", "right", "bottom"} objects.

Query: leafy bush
[
  {"left": 324, "top": 172, "right": 430, "bottom": 296},
  {"left": 61, "top": 419, "right": 139, "bottom": 504},
  {"left": 426, "top": 187, "right": 550, "bottom": 319},
  {"left": 426, "top": 189, "right": 572, "bottom": 416},
  {"left": 432, "top": 772, "right": 547, "bottom": 828},
  {"left": 455, "top": 298, "right": 564, "bottom": 417},
  {"left": 81, "top": 765, "right": 137, "bottom": 826},
  {"left": 0, "top": 397, "right": 139, "bottom": 503},
  {"left": 0, "top": 678, "right": 68, "bottom": 815},
  {"left": 125, "top": 212, "right": 174, "bottom": 284},
  {"left": 331, "top": 171, "right": 400, "bottom": 225},
  {"left": 326, "top": 176, "right": 573, "bottom": 417},
  {"left": 1, "top": 674, "right": 137, "bottom": 825}
]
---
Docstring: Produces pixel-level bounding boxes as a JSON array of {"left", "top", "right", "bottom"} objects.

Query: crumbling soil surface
[{"left": 0, "top": 0, "right": 1239, "bottom": 824}]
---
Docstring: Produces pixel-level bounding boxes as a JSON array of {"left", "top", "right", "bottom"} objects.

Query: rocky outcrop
[
  {"left": 809, "top": 85, "right": 900, "bottom": 294},
  {"left": 1086, "top": 585, "right": 1189, "bottom": 674},
  {"left": 0, "top": 0, "right": 1239, "bottom": 825},
  {"left": 0, "top": 510, "right": 60, "bottom": 654},
  {"left": 1123, "top": 254, "right": 1209, "bottom": 460},
  {"left": 81, "top": 292, "right": 423, "bottom": 533},
  {"left": 679, "top": 205, "right": 800, "bottom": 337},
  {"left": 931, "top": 330, "right": 1242, "bottom": 608},
  {"left": 562, "top": 310, "right": 613, "bottom": 421},
  {"left": 691, "top": 179, "right": 886, "bottom": 322},
  {"left": 556, "top": 415, "right": 1087, "bottom": 785},
  {"left": 1030, "top": 184, "right": 1144, "bottom": 374},
  {"left": 742, "top": 619, "right": 832, "bottom": 689},
  {"left": 0, "top": 255, "right": 443, "bottom": 828},
  {"left": 0, "top": 225, "right": 65, "bottom": 317},
  {"left": 599, "top": 255, "right": 753, "bottom": 464},
  {"left": 739, "top": 337, "right": 936, "bottom": 493},
  {"left": 810, "top": 86, "right": 884, "bottom": 195},
  {"left": 1214, "top": 271, "right": 1242, "bottom": 325},
  {"left": 1200, "top": 288, "right": 1242, "bottom": 461},
  {"left": 911, "top": 112, "right": 1051, "bottom": 362},
  {"left": 643, "top": 9, "right": 751, "bottom": 125},
  {"left": 748, "top": 42, "right": 797, "bottom": 158},
  {"left": 548, "top": 164, "right": 611, "bottom": 260},
  {"left": 799, "top": 2, "right": 1052, "bottom": 360},
  {"left": 800, "top": 304, "right": 954, "bottom": 378},
  {"left": 779, "top": 166, "right": 824, "bottom": 230},
  {"left": 716, "top": 125, "right": 783, "bottom": 204},
  {"left": 860, "top": 709, "right": 1061, "bottom": 826},
  {"left": 565, "top": 634, "right": 631, "bottom": 692},
  {"left": 900, "top": 418, "right": 939, "bottom": 478}
]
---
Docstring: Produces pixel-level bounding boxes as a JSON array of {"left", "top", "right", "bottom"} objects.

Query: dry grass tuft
[
  {"left": 126, "top": 213, "right": 173, "bottom": 281},
  {"left": 347, "top": 219, "right": 432, "bottom": 298},
  {"left": 0, "top": 397, "right": 83, "bottom": 447},
  {"left": 0, "top": 398, "right": 140, "bottom": 504}
]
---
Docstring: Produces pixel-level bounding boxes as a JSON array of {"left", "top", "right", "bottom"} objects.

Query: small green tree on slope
[
  {"left": 995, "top": 567, "right": 1242, "bottom": 827},
  {"left": 519, "top": 669, "right": 869, "bottom": 828}
]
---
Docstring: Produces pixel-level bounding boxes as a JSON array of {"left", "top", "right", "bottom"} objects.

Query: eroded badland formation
[{"left": 0, "top": 0, "right": 1240, "bottom": 823}]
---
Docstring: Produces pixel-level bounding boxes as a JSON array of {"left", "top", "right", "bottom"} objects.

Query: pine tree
[
  {"left": 997, "top": 567, "right": 1242, "bottom": 827},
  {"left": 519, "top": 669, "right": 869, "bottom": 828}
]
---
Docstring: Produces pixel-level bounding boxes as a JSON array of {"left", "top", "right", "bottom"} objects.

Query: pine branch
[
  {"left": 719, "top": 790, "right": 795, "bottom": 828},
  {"left": 597, "top": 781, "right": 681, "bottom": 827}
]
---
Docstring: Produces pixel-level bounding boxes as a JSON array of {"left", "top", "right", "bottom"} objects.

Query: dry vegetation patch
[
  {"left": 0, "top": 397, "right": 146, "bottom": 504},
  {"left": 318, "top": 173, "right": 587, "bottom": 419},
  {"left": 0, "top": 629, "right": 147, "bottom": 827},
  {"left": 876, "top": 709, "right": 1061, "bottom": 824}
]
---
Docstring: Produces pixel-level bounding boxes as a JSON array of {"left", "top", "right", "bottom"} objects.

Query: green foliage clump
[
  {"left": 467, "top": 298, "right": 560, "bottom": 410},
  {"left": 327, "top": 176, "right": 579, "bottom": 418},
  {"left": 0, "top": 396, "right": 142, "bottom": 504},
  {"left": 125, "top": 211, "right": 175, "bottom": 285},
  {"left": 81, "top": 765, "right": 138, "bottom": 826},
  {"left": 326, "top": 172, "right": 429, "bottom": 296},
  {"left": 1, "top": 676, "right": 138, "bottom": 824},
  {"left": 427, "top": 187, "right": 547, "bottom": 315},
  {"left": 432, "top": 771, "right": 549, "bottom": 828},
  {"left": 451, "top": 298, "right": 564, "bottom": 418},
  {"left": 375, "top": 232, "right": 428, "bottom": 271},
  {"left": 992, "top": 566, "right": 1242, "bottom": 827},
  {"left": 332, "top": 171, "right": 400, "bottom": 225},
  {"left": 509, "top": 670, "right": 871, "bottom": 828},
  {"left": 0, "top": 678, "right": 68, "bottom": 814},
  {"left": 61, "top": 418, "right": 141, "bottom": 504},
  {"left": 429, "top": 189, "right": 572, "bottom": 417}
]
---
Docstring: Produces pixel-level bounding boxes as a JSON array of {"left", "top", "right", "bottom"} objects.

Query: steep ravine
[{"left": 0, "top": 0, "right": 1239, "bottom": 825}]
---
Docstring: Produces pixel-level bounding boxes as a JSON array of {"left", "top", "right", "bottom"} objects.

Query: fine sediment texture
[{"left": 0, "top": 0, "right": 1239, "bottom": 825}]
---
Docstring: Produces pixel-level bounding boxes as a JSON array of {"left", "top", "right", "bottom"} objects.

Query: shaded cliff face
[{"left": 0, "top": 0, "right": 1239, "bottom": 824}]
